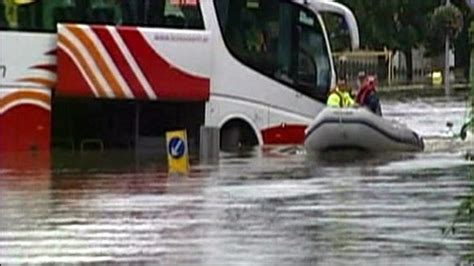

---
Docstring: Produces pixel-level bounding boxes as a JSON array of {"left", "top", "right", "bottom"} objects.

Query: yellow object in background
[
  {"left": 4, "top": 0, "right": 18, "bottom": 28},
  {"left": 166, "top": 130, "right": 190, "bottom": 174},
  {"left": 4, "top": 0, "right": 35, "bottom": 29},
  {"left": 14, "top": 0, "right": 35, "bottom": 4},
  {"left": 432, "top": 71, "right": 443, "bottom": 86}
]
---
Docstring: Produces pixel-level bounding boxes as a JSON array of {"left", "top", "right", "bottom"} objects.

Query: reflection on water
[
  {"left": 1, "top": 151, "right": 472, "bottom": 265},
  {"left": 383, "top": 95, "right": 469, "bottom": 138},
  {"left": 1, "top": 95, "right": 474, "bottom": 265}
]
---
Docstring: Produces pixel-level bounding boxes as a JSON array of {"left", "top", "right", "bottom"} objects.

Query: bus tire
[{"left": 220, "top": 121, "right": 258, "bottom": 151}]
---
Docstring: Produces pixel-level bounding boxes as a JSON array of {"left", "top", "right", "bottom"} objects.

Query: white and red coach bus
[{"left": 0, "top": 0, "right": 359, "bottom": 156}]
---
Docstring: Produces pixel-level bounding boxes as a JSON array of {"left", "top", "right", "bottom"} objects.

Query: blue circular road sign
[{"left": 168, "top": 137, "right": 186, "bottom": 159}]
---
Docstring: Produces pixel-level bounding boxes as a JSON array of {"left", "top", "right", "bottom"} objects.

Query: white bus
[{"left": 0, "top": 0, "right": 359, "bottom": 153}]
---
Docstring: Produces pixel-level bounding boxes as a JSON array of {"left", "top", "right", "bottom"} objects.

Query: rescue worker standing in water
[{"left": 327, "top": 78, "right": 355, "bottom": 108}]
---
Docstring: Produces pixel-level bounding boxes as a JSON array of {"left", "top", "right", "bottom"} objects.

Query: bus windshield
[{"left": 215, "top": 0, "right": 331, "bottom": 101}]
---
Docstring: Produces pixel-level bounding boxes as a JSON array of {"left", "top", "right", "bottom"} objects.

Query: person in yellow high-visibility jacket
[{"left": 327, "top": 78, "right": 355, "bottom": 108}]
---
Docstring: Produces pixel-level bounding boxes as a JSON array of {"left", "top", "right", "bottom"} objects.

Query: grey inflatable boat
[{"left": 304, "top": 107, "right": 424, "bottom": 152}]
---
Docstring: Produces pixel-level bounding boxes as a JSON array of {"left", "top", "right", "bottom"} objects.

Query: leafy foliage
[
  {"left": 425, "top": 4, "right": 464, "bottom": 55},
  {"left": 334, "top": 0, "right": 469, "bottom": 79},
  {"left": 337, "top": 0, "right": 440, "bottom": 52},
  {"left": 431, "top": 4, "right": 464, "bottom": 39}
]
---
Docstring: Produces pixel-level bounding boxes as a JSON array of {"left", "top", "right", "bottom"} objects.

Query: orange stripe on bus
[
  {"left": 0, "top": 91, "right": 50, "bottom": 110},
  {"left": 17, "top": 77, "right": 56, "bottom": 88},
  {"left": 58, "top": 33, "right": 107, "bottom": 98},
  {"left": 67, "top": 25, "right": 126, "bottom": 99}
]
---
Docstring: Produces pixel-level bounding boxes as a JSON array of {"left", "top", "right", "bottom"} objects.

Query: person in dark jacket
[{"left": 356, "top": 75, "right": 382, "bottom": 116}]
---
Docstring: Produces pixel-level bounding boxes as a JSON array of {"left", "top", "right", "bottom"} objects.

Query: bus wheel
[{"left": 220, "top": 121, "right": 258, "bottom": 151}]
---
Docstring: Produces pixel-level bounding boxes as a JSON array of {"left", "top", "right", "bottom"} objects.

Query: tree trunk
[{"left": 404, "top": 49, "right": 413, "bottom": 83}]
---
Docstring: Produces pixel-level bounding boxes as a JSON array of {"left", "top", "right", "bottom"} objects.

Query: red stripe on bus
[
  {"left": 56, "top": 49, "right": 96, "bottom": 97},
  {"left": 30, "top": 64, "right": 57, "bottom": 73},
  {"left": 117, "top": 27, "right": 210, "bottom": 101},
  {"left": 45, "top": 49, "right": 57, "bottom": 56},
  {"left": 91, "top": 26, "right": 148, "bottom": 99}
]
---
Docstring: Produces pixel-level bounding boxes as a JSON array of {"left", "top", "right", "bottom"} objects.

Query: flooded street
[{"left": 1, "top": 94, "right": 473, "bottom": 265}]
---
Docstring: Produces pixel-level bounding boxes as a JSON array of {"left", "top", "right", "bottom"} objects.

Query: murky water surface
[{"left": 1, "top": 94, "right": 473, "bottom": 265}]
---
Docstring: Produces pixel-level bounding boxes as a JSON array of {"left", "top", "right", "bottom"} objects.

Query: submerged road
[{"left": 1, "top": 94, "right": 473, "bottom": 265}]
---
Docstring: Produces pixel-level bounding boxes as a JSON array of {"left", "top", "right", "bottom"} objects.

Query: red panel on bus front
[
  {"left": 0, "top": 105, "right": 50, "bottom": 152},
  {"left": 0, "top": 88, "right": 51, "bottom": 169},
  {"left": 56, "top": 24, "right": 211, "bottom": 101}
]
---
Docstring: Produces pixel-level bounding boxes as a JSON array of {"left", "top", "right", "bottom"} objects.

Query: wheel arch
[{"left": 219, "top": 114, "right": 263, "bottom": 145}]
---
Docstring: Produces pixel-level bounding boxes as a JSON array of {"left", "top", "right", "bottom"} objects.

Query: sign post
[
  {"left": 166, "top": 130, "right": 190, "bottom": 174},
  {"left": 444, "top": 0, "right": 451, "bottom": 96}
]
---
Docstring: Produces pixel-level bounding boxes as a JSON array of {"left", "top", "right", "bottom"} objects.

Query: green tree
[
  {"left": 337, "top": 0, "right": 442, "bottom": 81},
  {"left": 426, "top": 3, "right": 464, "bottom": 57},
  {"left": 452, "top": 0, "right": 471, "bottom": 79}
]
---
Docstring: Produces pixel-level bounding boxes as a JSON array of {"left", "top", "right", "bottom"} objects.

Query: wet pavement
[{"left": 1, "top": 94, "right": 473, "bottom": 265}]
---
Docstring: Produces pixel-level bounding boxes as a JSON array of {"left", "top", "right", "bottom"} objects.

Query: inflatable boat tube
[{"left": 304, "top": 108, "right": 424, "bottom": 152}]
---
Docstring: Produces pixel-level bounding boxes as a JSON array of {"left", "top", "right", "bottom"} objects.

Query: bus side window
[
  {"left": 17, "top": 2, "right": 42, "bottom": 31},
  {"left": 0, "top": 0, "right": 42, "bottom": 31},
  {"left": 90, "top": 7, "right": 116, "bottom": 24},
  {"left": 165, "top": 0, "right": 204, "bottom": 29},
  {"left": 89, "top": 0, "right": 120, "bottom": 25},
  {"left": 119, "top": 0, "right": 203, "bottom": 29},
  {"left": 0, "top": 2, "right": 6, "bottom": 29},
  {"left": 215, "top": 0, "right": 331, "bottom": 101},
  {"left": 120, "top": 1, "right": 139, "bottom": 25},
  {"left": 180, "top": 4, "right": 204, "bottom": 29},
  {"left": 218, "top": 0, "right": 278, "bottom": 76},
  {"left": 164, "top": 14, "right": 185, "bottom": 28},
  {"left": 46, "top": 1, "right": 81, "bottom": 32},
  {"left": 53, "top": 6, "right": 77, "bottom": 26},
  {"left": 121, "top": 0, "right": 165, "bottom": 27}
]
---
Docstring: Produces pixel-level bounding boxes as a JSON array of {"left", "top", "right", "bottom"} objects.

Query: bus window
[
  {"left": 89, "top": 0, "right": 120, "bottom": 25},
  {"left": 165, "top": 0, "right": 203, "bottom": 29},
  {"left": 215, "top": 0, "right": 331, "bottom": 101},
  {"left": 1, "top": 0, "right": 42, "bottom": 31},
  {"left": 121, "top": 0, "right": 165, "bottom": 27},
  {"left": 296, "top": 9, "right": 331, "bottom": 99},
  {"left": 46, "top": 0, "right": 84, "bottom": 31},
  {"left": 51, "top": 0, "right": 120, "bottom": 27},
  {"left": 0, "top": 1, "right": 6, "bottom": 28},
  {"left": 0, "top": 0, "right": 86, "bottom": 32},
  {"left": 322, "top": 13, "right": 352, "bottom": 53},
  {"left": 121, "top": 0, "right": 203, "bottom": 29},
  {"left": 1, "top": 0, "right": 204, "bottom": 31}
]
